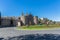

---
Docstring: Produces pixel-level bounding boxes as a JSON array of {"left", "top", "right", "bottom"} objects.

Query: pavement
[{"left": 0, "top": 27, "right": 60, "bottom": 38}]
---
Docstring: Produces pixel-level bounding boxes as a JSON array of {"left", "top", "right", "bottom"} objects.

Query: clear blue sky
[{"left": 0, "top": 0, "right": 60, "bottom": 21}]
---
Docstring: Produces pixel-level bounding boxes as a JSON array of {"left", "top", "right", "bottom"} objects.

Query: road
[{"left": 0, "top": 27, "right": 60, "bottom": 38}]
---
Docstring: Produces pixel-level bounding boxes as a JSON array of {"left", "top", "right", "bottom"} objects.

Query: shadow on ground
[
  {"left": 0, "top": 26, "right": 16, "bottom": 28},
  {"left": 1, "top": 34, "right": 60, "bottom": 40}
]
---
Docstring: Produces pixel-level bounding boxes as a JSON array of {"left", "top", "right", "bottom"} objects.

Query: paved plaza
[{"left": 0, "top": 27, "right": 60, "bottom": 38}]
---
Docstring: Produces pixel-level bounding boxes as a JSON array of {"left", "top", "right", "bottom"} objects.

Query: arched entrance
[{"left": 10, "top": 19, "right": 13, "bottom": 26}]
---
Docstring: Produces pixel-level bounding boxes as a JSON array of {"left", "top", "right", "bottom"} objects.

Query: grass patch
[{"left": 17, "top": 24, "right": 60, "bottom": 30}]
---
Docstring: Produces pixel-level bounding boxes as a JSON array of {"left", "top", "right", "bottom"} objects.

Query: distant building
[{"left": 40, "top": 18, "right": 49, "bottom": 24}]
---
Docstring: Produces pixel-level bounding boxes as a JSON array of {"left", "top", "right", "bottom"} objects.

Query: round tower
[
  {"left": 20, "top": 12, "right": 25, "bottom": 25},
  {"left": 34, "top": 16, "right": 38, "bottom": 24}
]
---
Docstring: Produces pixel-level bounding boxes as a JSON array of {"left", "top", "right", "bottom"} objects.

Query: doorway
[{"left": 10, "top": 19, "right": 13, "bottom": 26}]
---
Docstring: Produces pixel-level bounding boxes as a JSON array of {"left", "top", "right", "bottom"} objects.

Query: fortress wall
[
  {"left": 13, "top": 19, "right": 18, "bottom": 26},
  {"left": 25, "top": 16, "right": 29, "bottom": 25},
  {"left": 28, "top": 16, "right": 34, "bottom": 25},
  {"left": 1, "top": 19, "right": 11, "bottom": 26},
  {"left": 0, "top": 13, "right": 39, "bottom": 27}
]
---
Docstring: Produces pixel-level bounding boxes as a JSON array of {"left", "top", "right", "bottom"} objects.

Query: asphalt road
[{"left": 0, "top": 27, "right": 60, "bottom": 38}]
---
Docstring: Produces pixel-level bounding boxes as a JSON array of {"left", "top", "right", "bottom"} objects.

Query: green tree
[{"left": 53, "top": 21, "right": 56, "bottom": 24}]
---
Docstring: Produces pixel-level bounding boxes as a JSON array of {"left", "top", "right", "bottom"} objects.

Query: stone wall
[
  {"left": 13, "top": 20, "right": 18, "bottom": 26},
  {"left": 1, "top": 18, "right": 11, "bottom": 26}
]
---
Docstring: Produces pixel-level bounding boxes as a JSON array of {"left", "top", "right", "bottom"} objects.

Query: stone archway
[{"left": 10, "top": 19, "right": 13, "bottom": 26}]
